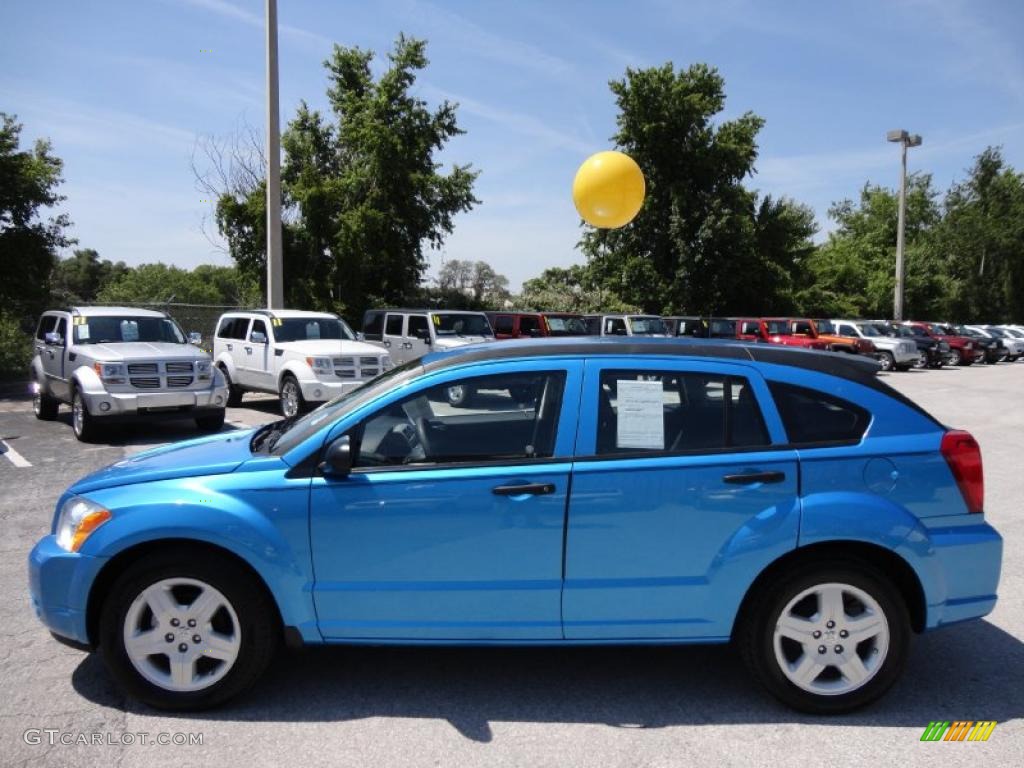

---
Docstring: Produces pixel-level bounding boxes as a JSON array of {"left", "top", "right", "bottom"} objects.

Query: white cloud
[{"left": 179, "top": 0, "right": 332, "bottom": 47}]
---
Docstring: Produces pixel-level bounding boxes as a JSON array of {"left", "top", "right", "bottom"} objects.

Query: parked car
[
  {"left": 831, "top": 320, "right": 918, "bottom": 371},
  {"left": 967, "top": 325, "right": 1022, "bottom": 362},
  {"left": 30, "top": 307, "right": 228, "bottom": 441},
  {"left": 486, "top": 311, "right": 588, "bottom": 339},
  {"left": 584, "top": 314, "right": 668, "bottom": 336},
  {"left": 993, "top": 326, "right": 1024, "bottom": 359},
  {"left": 663, "top": 316, "right": 708, "bottom": 337},
  {"left": 809, "top": 319, "right": 876, "bottom": 357},
  {"left": 756, "top": 318, "right": 830, "bottom": 350},
  {"left": 904, "top": 322, "right": 977, "bottom": 366},
  {"left": 28, "top": 337, "right": 1002, "bottom": 714},
  {"left": 944, "top": 324, "right": 1001, "bottom": 364},
  {"left": 362, "top": 308, "right": 493, "bottom": 367},
  {"left": 876, "top": 322, "right": 945, "bottom": 368},
  {"left": 213, "top": 310, "right": 392, "bottom": 418}
]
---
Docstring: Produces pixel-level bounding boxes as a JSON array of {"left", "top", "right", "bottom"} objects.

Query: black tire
[
  {"left": 737, "top": 561, "right": 910, "bottom": 714},
  {"left": 445, "top": 384, "right": 474, "bottom": 408},
  {"left": 32, "top": 381, "right": 59, "bottom": 420},
  {"left": 195, "top": 410, "right": 226, "bottom": 432},
  {"left": 98, "top": 547, "right": 279, "bottom": 711},
  {"left": 279, "top": 374, "right": 306, "bottom": 418},
  {"left": 220, "top": 366, "right": 243, "bottom": 407},
  {"left": 877, "top": 352, "right": 895, "bottom": 372},
  {"left": 71, "top": 388, "right": 102, "bottom": 443},
  {"left": 948, "top": 349, "right": 963, "bottom": 366}
]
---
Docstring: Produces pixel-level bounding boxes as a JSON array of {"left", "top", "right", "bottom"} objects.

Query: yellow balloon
[{"left": 572, "top": 150, "right": 646, "bottom": 228}]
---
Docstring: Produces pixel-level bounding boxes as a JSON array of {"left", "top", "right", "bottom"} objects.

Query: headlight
[
  {"left": 93, "top": 362, "right": 125, "bottom": 384},
  {"left": 306, "top": 357, "right": 333, "bottom": 374},
  {"left": 55, "top": 496, "right": 111, "bottom": 552},
  {"left": 381, "top": 355, "right": 394, "bottom": 371},
  {"left": 195, "top": 360, "right": 212, "bottom": 380}
]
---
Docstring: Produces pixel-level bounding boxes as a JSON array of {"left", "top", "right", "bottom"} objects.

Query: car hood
[
  {"left": 79, "top": 342, "right": 207, "bottom": 362},
  {"left": 69, "top": 429, "right": 256, "bottom": 494},
  {"left": 433, "top": 336, "right": 492, "bottom": 349},
  {"left": 274, "top": 339, "right": 385, "bottom": 356}
]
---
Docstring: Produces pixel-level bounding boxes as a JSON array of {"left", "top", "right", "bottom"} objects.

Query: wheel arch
[
  {"left": 85, "top": 538, "right": 285, "bottom": 648},
  {"left": 733, "top": 540, "right": 927, "bottom": 638}
]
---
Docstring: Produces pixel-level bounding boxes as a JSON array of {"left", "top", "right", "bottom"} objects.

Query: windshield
[
  {"left": 544, "top": 315, "right": 587, "bottom": 335},
  {"left": 856, "top": 323, "right": 882, "bottom": 337},
  {"left": 764, "top": 320, "right": 789, "bottom": 335},
  {"left": 268, "top": 359, "right": 422, "bottom": 455},
  {"left": 73, "top": 316, "right": 185, "bottom": 344},
  {"left": 983, "top": 328, "right": 1004, "bottom": 338},
  {"left": 814, "top": 319, "right": 835, "bottom": 333},
  {"left": 432, "top": 313, "right": 493, "bottom": 337},
  {"left": 627, "top": 316, "right": 665, "bottom": 335},
  {"left": 274, "top": 317, "right": 354, "bottom": 342},
  {"left": 950, "top": 325, "right": 979, "bottom": 337}
]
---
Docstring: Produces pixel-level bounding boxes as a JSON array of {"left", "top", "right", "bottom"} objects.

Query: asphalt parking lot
[{"left": 1, "top": 365, "right": 1021, "bottom": 767}]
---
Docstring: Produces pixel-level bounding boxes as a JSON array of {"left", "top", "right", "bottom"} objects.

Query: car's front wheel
[
  {"left": 279, "top": 375, "right": 305, "bottom": 418},
  {"left": 71, "top": 389, "right": 102, "bottom": 442},
  {"left": 99, "top": 549, "right": 279, "bottom": 710},
  {"left": 738, "top": 563, "right": 909, "bottom": 714},
  {"left": 948, "top": 349, "right": 963, "bottom": 366},
  {"left": 876, "top": 351, "right": 895, "bottom": 372}
]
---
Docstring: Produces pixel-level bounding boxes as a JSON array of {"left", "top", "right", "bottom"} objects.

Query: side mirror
[
  {"left": 250, "top": 331, "right": 267, "bottom": 344},
  {"left": 318, "top": 435, "right": 352, "bottom": 478},
  {"left": 413, "top": 327, "right": 431, "bottom": 342},
  {"left": 44, "top": 332, "right": 62, "bottom": 346},
  {"left": 188, "top": 331, "right": 203, "bottom": 346}
]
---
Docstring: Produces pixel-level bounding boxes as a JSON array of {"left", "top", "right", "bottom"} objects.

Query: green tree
[
  {"left": 579, "top": 63, "right": 803, "bottom": 315},
  {"left": 437, "top": 259, "right": 510, "bottom": 307},
  {"left": 211, "top": 35, "right": 479, "bottom": 322},
  {"left": 97, "top": 263, "right": 260, "bottom": 306},
  {"left": 938, "top": 147, "right": 1024, "bottom": 322},
  {"left": 0, "top": 113, "right": 73, "bottom": 320},
  {"left": 50, "top": 248, "right": 129, "bottom": 304},
  {"left": 519, "top": 265, "right": 638, "bottom": 313}
]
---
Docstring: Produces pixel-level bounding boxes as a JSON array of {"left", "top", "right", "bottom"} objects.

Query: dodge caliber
[{"left": 28, "top": 339, "right": 1002, "bottom": 713}]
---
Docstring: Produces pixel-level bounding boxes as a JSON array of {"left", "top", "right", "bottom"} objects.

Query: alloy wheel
[
  {"left": 773, "top": 582, "right": 889, "bottom": 696},
  {"left": 122, "top": 577, "right": 241, "bottom": 693},
  {"left": 72, "top": 393, "right": 84, "bottom": 436},
  {"left": 281, "top": 380, "right": 299, "bottom": 418}
]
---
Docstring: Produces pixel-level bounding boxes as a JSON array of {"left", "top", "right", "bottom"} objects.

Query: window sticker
[
  {"left": 77, "top": 324, "right": 90, "bottom": 340},
  {"left": 432, "top": 314, "right": 441, "bottom": 326},
  {"left": 616, "top": 379, "right": 665, "bottom": 449}
]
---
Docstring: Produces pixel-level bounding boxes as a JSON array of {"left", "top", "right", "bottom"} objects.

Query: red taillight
[{"left": 941, "top": 430, "right": 984, "bottom": 514}]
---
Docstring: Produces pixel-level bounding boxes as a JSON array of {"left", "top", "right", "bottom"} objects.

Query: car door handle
[
  {"left": 383, "top": 340, "right": 391, "bottom": 347},
  {"left": 245, "top": 346, "right": 252, "bottom": 354},
  {"left": 722, "top": 471, "right": 786, "bottom": 485},
  {"left": 226, "top": 343, "right": 233, "bottom": 351},
  {"left": 492, "top": 482, "right": 555, "bottom": 496}
]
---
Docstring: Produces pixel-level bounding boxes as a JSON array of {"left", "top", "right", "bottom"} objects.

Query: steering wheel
[{"left": 411, "top": 415, "right": 433, "bottom": 458}]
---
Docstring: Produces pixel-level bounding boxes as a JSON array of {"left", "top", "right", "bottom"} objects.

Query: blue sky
[{"left": 2, "top": 0, "right": 1023, "bottom": 291}]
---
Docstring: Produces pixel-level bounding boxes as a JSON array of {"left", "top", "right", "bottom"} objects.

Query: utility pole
[
  {"left": 265, "top": 0, "right": 284, "bottom": 308},
  {"left": 886, "top": 129, "right": 922, "bottom": 321}
]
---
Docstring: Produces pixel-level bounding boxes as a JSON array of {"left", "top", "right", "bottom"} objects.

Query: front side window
[
  {"left": 765, "top": 320, "right": 789, "bottom": 335},
  {"left": 53, "top": 317, "right": 67, "bottom": 343},
  {"left": 596, "top": 370, "right": 769, "bottom": 455},
  {"left": 768, "top": 382, "right": 870, "bottom": 445},
  {"left": 73, "top": 316, "right": 185, "bottom": 344},
  {"left": 494, "top": 315, "right": 514, "bottom": 335},
  {"left": 407, "top": 315, "right": 430, "bottom": 339},
  {"left": 518, "top": 316, "right": 541, "bottom": 336},
  {"left": 36, "top": 316, "right": 57, "bottom": 340},
  {"left": 353, "top": 371, "right": 565, "bottom": 468},
  {"left": 250, "top": 319, "right": 268, "bottom": 341}
]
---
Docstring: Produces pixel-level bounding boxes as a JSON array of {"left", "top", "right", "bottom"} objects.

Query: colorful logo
[{"left": 920, "top": 721, "right": 996, "bottom": 742}]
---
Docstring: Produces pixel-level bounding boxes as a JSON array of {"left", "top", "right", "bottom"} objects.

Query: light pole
[
  {"left": 886, "top": 129, "right": 922, "bottom": 321},
  {"left": 265, "top": 0, "right": 284, "bottom": 309}
]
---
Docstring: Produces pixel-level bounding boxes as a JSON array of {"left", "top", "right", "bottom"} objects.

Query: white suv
[
  {"left": 213, "top": 310, "right": 392, "bottom": 417},
  {"left": 831, "top": 319, "right": 920, "bottom": 371},
  {"left": 360, "top": 309, "right": 494, "bottom": 366}
]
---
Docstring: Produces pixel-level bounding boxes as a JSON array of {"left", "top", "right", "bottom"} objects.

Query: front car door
[
  {"left": 309, "top": 361, "right": 582, "bottom": 640},
  {"left": 244, "top": 318, "right": 273, "bottom": 389},
  {"left": 406, "top": 314, "right": 432, "bottom": 359},
  {"left": 383, "top": 313, "right": 407, "bottom": 363},
  {"left": 563, "top": 357, "right": 800, "bottom": 640}
]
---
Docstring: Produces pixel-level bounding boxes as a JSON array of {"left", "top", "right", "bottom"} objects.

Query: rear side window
[
  {"left": 363, "top": 312, "right": 384, "bottom": 341},
  {"left": 768, "top": 382, "right": 870, "bottom": 445},
  {"left": 494, "top": 315, "right": 514, "bottom": 334},
  {"left": 217, "top": 317, "right": 248, "bottom": 340},
  {"left": 596, "top": 371, "right": 769, "bottom": 455},
  {"left": 385, "top": 314, "right": 404, "bottom": 336}
]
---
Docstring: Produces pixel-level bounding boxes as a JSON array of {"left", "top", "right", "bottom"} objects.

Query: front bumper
[
  {"left": 298, "top": 378, "right": 370, "bottom": 403},
  {"left": 81, "top": 383, "right": 229, "bottom": 418},
  {"left": 28, "top": 535, "right": 106, "bottom": 647}
]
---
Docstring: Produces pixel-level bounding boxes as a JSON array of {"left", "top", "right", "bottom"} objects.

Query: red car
[
  {"left": 485, "top": 311, "right": 588, "bottom": 339},
  {"left": 755, "top": 318, "right": 830, "bottom": 350},
  {"left": 903, "top": 322, "right": 978, "bottom": 366}
]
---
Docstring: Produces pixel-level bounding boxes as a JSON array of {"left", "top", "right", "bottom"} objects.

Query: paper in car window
[
  {"left": 77, "top": 324, "right": 90, "bottom": 340},
  {"left": 616, "top": 379, "right": 664, "bottom": 449}
]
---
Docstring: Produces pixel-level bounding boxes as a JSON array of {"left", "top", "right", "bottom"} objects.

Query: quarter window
[
  {"left": 768, "top": 382, "right": 870, "bottom": 445},
  {"left": 596, "top": 371, "right": 769, "bottom": 455},
  {"left": 352, "top": 371, "right": 566, "bottom": 468}
]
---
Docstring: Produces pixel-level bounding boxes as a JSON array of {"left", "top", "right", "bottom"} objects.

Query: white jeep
[{"left": 212, "top": 310, "right": 392, "bottom": 417}]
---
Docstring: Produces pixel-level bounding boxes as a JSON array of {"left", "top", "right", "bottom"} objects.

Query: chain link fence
[{"left": 112, "top": 302, "right": 254, "bottom": 354}]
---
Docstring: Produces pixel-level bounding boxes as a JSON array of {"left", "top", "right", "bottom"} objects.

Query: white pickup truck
[{"left": 212, "top": 310, "right": 392, "bottom": 417}]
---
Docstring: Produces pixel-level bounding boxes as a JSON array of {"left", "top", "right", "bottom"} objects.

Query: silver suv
[{"left": 30, "top": 307, "right": 228, "bottom": 441}]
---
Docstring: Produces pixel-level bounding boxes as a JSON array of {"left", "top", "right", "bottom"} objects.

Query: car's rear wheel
[
  {"left": 738, "top": 563, "right": 909, "bottom": 714},
  {"left": 279, "top": 375, "right": 305, "bottom": 418},
  {"left": 71, "top": 389, "right": 102, "bottom": 442},
  {"left": 33, "top": 382, "right": 59, "bottom": 420},
  {"left": 220, "top": 366, "right": 243, "bottom": 407},
  {"left": 195, "top": 410, "right": 226, "bottom": 432},
  {"left": 877, "top": 351, "right": 895, "bottom": 372},
  {"left": 99, "top": 550, "right": 279, "bottom": 710}
]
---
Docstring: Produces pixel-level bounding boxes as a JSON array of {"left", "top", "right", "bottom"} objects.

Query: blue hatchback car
[{"left": 29, "top": 339, "right": 1002, "bottom": 712}]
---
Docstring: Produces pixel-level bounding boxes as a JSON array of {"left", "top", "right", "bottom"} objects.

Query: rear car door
[
  {"left": 563, "top": 357, "right": 800, "bottom": 640},
  {"left": 310, "top": 361, "right": 583, "bottom": 639}
]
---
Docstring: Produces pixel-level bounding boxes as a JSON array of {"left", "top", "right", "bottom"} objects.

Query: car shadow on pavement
[
  {"left": 70, "top": 618, "right": 1022, "bottom": 742},
  {"left": 49, "top": 411, "right": 241, "bottom": 449}
]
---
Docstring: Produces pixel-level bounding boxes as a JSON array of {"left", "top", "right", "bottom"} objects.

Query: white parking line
[{"left": 0, "top": 440, "right": 31, "bottom": 467}]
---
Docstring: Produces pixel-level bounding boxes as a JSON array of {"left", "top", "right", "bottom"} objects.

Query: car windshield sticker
[
  {"left": 616, "top": 379, "right": 664, "bottom": 450},
  {"left": 120, "top": 320, "right": 140, "bottom": 342},
  {"left": 77, "top": 324, "right": 90, "bottom": 340}
]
